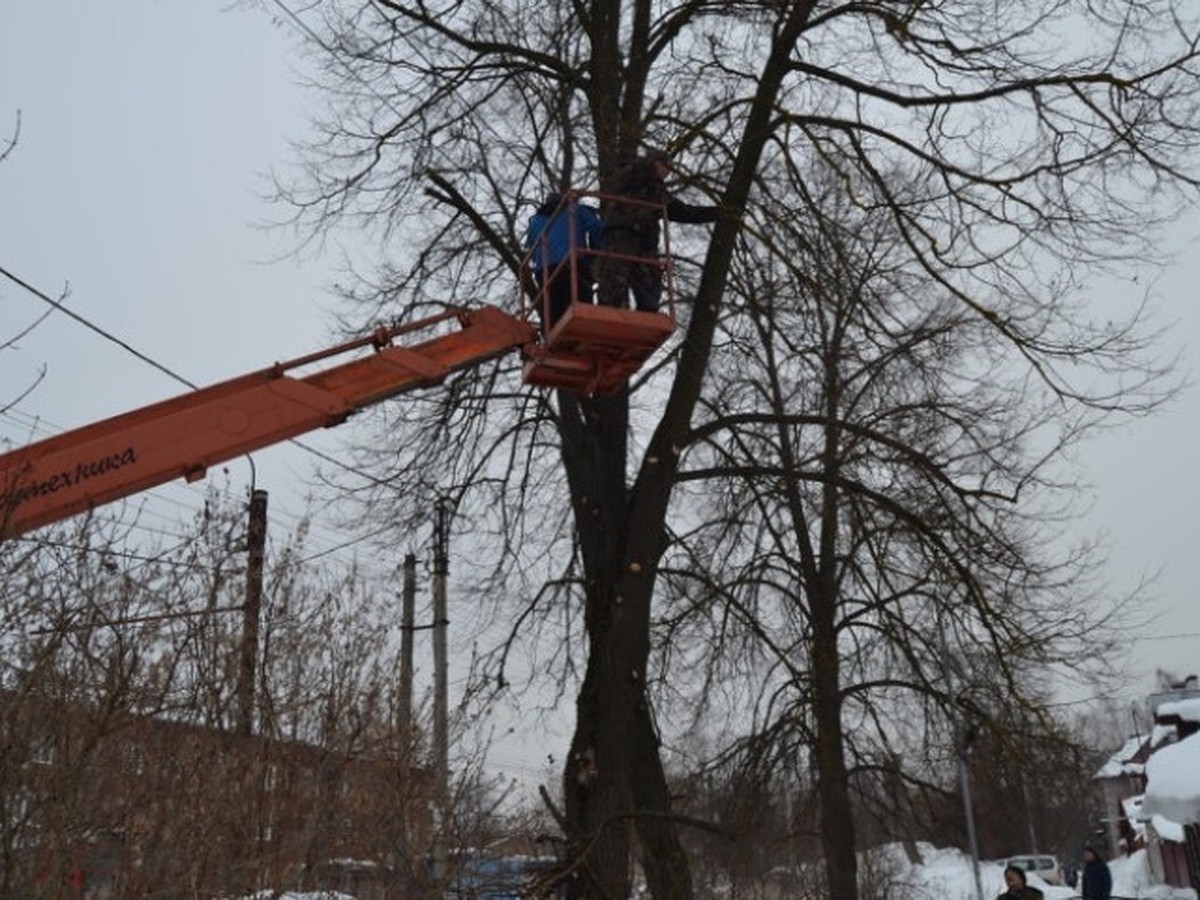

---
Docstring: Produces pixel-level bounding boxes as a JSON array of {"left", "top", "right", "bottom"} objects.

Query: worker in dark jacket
[
  {"left": 525, "top": 192, "right": 605, "bottom": 328},
  {"left": 596, "top": 151, "right": 720, "bottom": 313},
  {"left": 1081, "top": 846, "right": 1112, "bottom": 900},
  {"left": 999, "top": 865, "right": 1043, "bottom": 900}
]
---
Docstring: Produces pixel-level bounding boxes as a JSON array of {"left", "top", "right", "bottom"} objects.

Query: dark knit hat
[
  {"left": 643, "top": 148, "right": 674, "bottom": 169},
  {"left": 537, "top": 192, "right": 563, "bottom": 215}
]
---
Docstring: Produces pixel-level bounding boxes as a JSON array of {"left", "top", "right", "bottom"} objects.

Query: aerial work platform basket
[
  {"left": 519, "top": 190, "right": 677, "bottom": 394},
  {"left": 521, "top": 302, "right": 675, "bottom": 394}
]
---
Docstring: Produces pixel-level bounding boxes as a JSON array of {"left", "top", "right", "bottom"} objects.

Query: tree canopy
[{"left": 265, "top": 2, "right": 1200, "bottom": 898}]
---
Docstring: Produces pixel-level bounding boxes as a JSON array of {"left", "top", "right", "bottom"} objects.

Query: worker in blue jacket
[{"left": 525, "top": 192, "right": 604, "bottom": 328}]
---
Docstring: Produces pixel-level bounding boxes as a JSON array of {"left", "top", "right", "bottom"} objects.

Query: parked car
[{"left": 1002, "top": 855, "right": 1064, "bottom": 886}]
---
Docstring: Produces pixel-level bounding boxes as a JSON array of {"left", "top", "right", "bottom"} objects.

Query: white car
[{"left": 1002, "top": 855, "right": 1064, "bottom": 886}]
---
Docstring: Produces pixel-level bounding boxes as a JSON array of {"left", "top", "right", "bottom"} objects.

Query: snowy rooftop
[
  {"left": 1143, "top": 731, "right": 1200, "bottom": 826},
  {"left": 1156, "top": 697, "right": 1200, "bottom": 724},
  {"left": 1095, "top": 734, "right": 1150, "bottom": 779},
  {"left": 1092, "top": 713, "right": 1192, "bottom": 781}
]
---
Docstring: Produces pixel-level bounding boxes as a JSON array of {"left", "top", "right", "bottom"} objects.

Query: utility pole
[
  {"left": 959, "top": 739, "right": 985, "bottom": 900},
  {"left": 398, "top": 553, "right": 416, "bottom": 739},
  {"left": 1022, "top": 774, "right": 1039, "bottom": 854},
  {"left": 432, "top": 498, "right": 450, "bottom": 866},
  {"left": 395, "top": 552, "right": 417, "bottom": 882},
  {"left": 937, "top": 602, "right": 984, "bottom": 900},
  {"left": 237, "top": 488, "right": 268, "bottom": 736}
]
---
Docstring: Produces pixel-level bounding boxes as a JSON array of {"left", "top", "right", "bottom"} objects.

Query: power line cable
[
  {"left": 2, "top": 263, "right": 399, "bottom": 533},
  {"left": 2, "top": 13, "right": 414, "bottom": 558},
  {"left": 0, "top": 264, "right": 198, "bottom": 390}
]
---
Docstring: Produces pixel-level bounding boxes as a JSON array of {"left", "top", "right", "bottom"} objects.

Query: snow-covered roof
[
  {"left": 1142, "top": 732, "right": 1200, "bottom": 826},
  {"left": 1149, "top": 723, "right": 1177, "bottom": 749},
  {"left": 1149, "top": 813, "right": 1185, "bottom": 844},
  {"left": 1155, "top": 697, "right": 1200, "bottom": 724},
  {"left": 1095, "top": 734, "right": 1149, "bottom": 779}
]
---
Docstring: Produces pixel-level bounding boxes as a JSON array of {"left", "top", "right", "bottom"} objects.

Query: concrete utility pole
[
  {"left": 398, "top": 553, "right": 416, "bottom": 738},
  {"left": 1022, "top": 774, "right": 1039, "bottom": 855},
  {"left": 958, "top": 742, "right": 985, "bottom": 900},
  {"left": 937, "top": 602, "right": 984, "bottom": 900},
  {"left": 237, "top": 488, "right": 268, "bottom": 736},
  {"left": 393, "top": 552, "right": 417, "bottom": 876},
  {"left": 432, "top": 498, "right": 450, "bottom": 836}
]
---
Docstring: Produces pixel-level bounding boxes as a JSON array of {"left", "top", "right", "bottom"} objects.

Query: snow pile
[
  {"left": 232, "top": 845, "right": 1200, "bottom": 900},
  {"left": 870, "top": 843, "right": 1196, "bottom": 900},
  {"left": 1113, "top": 849, "right": 1198, "bottom": 900},
  {"left": 868, "top": 843, "right": 1074, "bottom": 900},
  {"left": 1143, "top": 731, "right": 1200, "bottom": 826}
]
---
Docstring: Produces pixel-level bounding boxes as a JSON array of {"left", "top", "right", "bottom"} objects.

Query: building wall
[
  {"left": 2, "top": 701, "right": 432, "bottom": 898},
  {"left": 1156, "top": 825, "right": 1200, "bottom": 892}
]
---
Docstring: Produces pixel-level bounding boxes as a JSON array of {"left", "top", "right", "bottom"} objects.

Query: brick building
[{"left": 1, "top": 695, "right": 433, "bottom": 898}]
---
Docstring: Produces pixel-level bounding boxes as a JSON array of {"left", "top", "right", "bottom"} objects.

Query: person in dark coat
[
  {"left": 525, "top": 192, "right": 605, "bottom": 328},
  {"left": 999, "top": 865, "right": 1044, "bottom": 900},
  {"left": 1081, "top": 846, "right": 1112, "bottom": 900},
  {"left": 596, "top": 151, "right": 720, "bottom": 313}
]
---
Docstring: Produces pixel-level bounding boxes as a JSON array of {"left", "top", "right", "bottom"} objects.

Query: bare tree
[
  {"left": 263, "top": 2, "right": 1200, "bottom": 898},
  {"left": 651, "top": 157, "right": 1163, "bottom": 894},
  {"left": 0, "top": 111, "right": 17, "bottom": 165},
  {"left": 0, "top": 488, "right": 441, "bottom": 897}
]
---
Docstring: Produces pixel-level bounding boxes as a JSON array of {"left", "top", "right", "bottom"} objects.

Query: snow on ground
[
  {"left": 240, "top": 892, "right": 356, "bottom": 900},
  {"left": 878, "top": 843, "right": 1197, "bottom": 900},
  {"left": 239, "top": 845, "right": 1199, "bottom": 900}
]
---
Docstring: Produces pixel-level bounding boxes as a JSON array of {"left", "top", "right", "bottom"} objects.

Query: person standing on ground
[
  {"left": 1081, "top": 846, "right": 1113, "bottom": 900},
  {"left": 998, "top": 865, "right": 1044, "bottom": 900},
  {"left": 525, "top": 191, "right": 605, "bottom": 328},
  {"left": 596, "top": 150, "right": 721, "bottom": 313}
]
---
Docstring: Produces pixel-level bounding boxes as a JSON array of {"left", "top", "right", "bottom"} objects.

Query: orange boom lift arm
[{"left": 0, "top": 305, "right": 536, "bottom": 539}]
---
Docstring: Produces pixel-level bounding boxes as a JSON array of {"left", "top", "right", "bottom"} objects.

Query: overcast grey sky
[
  {"left": 1, "top": 6, "right": 348, "bottom": 536},
  {"left": 0, "top": 2, "right": 562, "bottom": 791},
  {"left": 1, "top": 3, "right": 1196, "bottom": 754}
]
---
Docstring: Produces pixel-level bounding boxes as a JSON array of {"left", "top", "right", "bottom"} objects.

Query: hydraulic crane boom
[{"left": 0, "top": 305, "right": 536, "bottom": 539}]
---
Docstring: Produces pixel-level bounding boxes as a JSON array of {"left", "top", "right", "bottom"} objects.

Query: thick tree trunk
[
  {"left": 558, "top": 391, "right": 691, "bottom": 900},
  {"left": 563, "top": 574, "right": 689, "bottom": 900},
  {"left": 560, "top": 392, "right": 634, "bottom": 899},
  {"left": 812, "top": 600, "right": 858, "bottom": 900},
  {"left": 631, "top": 706, "right": 694, "bottom": 900},
  {"left": 563, "top": 569, "right": 679, "bottom": 900},
  {"left": 564, "top": 653, "right": 635, "bottom": 900},
  {"left": 812, "top": 339, "right": 858, "bottom": 900}
]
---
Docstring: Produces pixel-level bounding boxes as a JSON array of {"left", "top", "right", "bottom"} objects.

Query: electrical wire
[
  {"left": 1, "top": 263, "right": 398, "bottom": 563},
  {"left": 0, "top": 264, "right": 198, "bottom": 390},
  {"left": 0, "top": 5, "right": 433, "bottom": 569}
]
